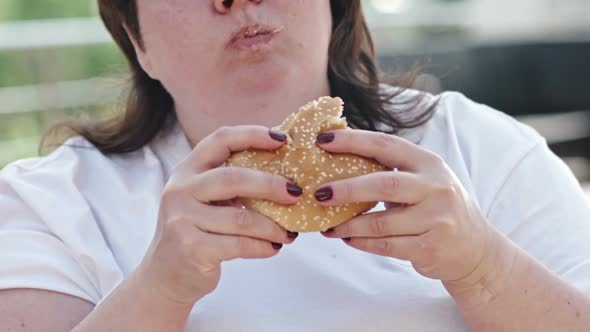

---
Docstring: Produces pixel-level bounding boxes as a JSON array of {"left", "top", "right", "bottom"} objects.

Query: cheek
[
  {"left": 282, "top": 0, "right": 333, "bottom": 51},
  {"left": 140, "top": 1, "right": 220, "bottom": 77},
  {"left": 295, "top": 1, "right": 333, "bottom": 75}
]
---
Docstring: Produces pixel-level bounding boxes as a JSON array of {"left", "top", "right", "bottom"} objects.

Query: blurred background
[{"left": 0, "top": 0, "right": 589, "bottom": 196}]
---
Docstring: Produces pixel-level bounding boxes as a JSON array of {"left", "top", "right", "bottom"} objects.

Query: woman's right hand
[{"left": 137, "top": 126, "right": 301, "bottom": 306}]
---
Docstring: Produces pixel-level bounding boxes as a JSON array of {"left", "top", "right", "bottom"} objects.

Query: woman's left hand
[{"left": 316, "top": 129, "right": 495, "bottom": 283}]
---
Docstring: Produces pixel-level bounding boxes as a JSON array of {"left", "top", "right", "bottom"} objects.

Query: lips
[{"left": 227, "top": 24, "right": 282, "bottom": 49}]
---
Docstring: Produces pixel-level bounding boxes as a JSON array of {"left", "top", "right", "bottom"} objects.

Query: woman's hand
[
  {"left": 138, "top": 126, "right": 302, "bottom": 307},
  {"left": 316, "top": 129, "right": 496, "bottom": 284}
]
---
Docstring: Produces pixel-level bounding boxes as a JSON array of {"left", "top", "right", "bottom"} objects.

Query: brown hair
[{"left": 41, "top": 0, "right": 436, "bottom": 155}]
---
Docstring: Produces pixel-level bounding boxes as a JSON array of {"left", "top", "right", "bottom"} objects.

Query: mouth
[{"left": 227, "top": 24, "right": 283, "bottom": 50}]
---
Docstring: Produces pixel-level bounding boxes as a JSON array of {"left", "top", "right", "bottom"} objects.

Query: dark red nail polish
[
  {"left": 314, "top": 187, "right": 333, "bottom": 202},
  {"left": 343, "top": 237, "right": 351, "bottom": 242},
  {"left": 287, "top": 231, "right": 299, "bottom": 239},
  {"left": 272, "top": 242, "right": 283, "bottom": 250},
  {"left": 317, "top": 133, "right": 335, "bottom": 144},
  {"left": 287, "top": 183, "right": 303, "bottom": 197},
  {"left": 324, "top": 228, "right": 335, "bottom": 233},
  {"left": 269, "top": 131, "right": 287, "bottom": 142}
]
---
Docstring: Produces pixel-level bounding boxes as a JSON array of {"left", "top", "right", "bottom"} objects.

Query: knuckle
[
  {"left": 433, "top": 182, "right": 458, "bottom": 200},
  {"left": 212, "top": 126, "right": 233, "bottom": 142},
  {"left": 436, "top": 216, "right": 458, "bottom": 239},
  {"left": 164, "top": 217, "right": 198, "bottom": 253},
  {"left": 372, "top": 132, "right": 396, "bottom": 149},
  {"left": 161, "top": 184, "right": 184, "bottom": 205},
  {"left": 436, "top": 216, "right": 455, "bottom": 231},
  {"left": 369, "top": 216, "right": 388, "bottom": 235},
  {"left": 220, "top": 167, "right": 242, "bottom": 188},
  {"left": 234, "top": 209, "right": 253, "bottom": 228},
  {"left": 379, "top": 174, "right": 401, "bottom": 199},
  {"left": 342, "top": 181, "right": 354, "bottom": 202},
  {"left": 163, "top": 217, "right": 180, "bottom": 235},
  {"left": 164, "top": 216, "right": 188, "bottom": 235},
  {"left": 427, "top": 152, "right": 445, "bottom": 166},
  {"left": 375, "top": 238, "right": 392, "bottom": 253}
]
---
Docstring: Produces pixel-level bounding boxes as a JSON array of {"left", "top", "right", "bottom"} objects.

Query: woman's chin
[{"left": 229, "top": 63, "right": 292, "bottom": 96}]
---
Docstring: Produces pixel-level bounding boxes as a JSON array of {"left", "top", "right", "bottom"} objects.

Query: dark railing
[{"left": 379, "top": 41, "right": 590, "bottom": 162}]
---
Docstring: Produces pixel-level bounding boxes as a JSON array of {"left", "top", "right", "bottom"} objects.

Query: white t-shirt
[{"left": 1, "top": 91, "right": 589, "bottom": 331}]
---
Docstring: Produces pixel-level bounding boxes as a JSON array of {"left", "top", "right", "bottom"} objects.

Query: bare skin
[
  {"left": 317, "top": 129, "right": 590, "bottom": 331},
  {"left": 2, "top": 0, "right": 589, "bottom": 331}
]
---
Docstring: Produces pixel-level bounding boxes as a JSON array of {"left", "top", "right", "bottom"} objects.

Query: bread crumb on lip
[{"left": 226, "top": 96, "right": 387, "bottom": 232}]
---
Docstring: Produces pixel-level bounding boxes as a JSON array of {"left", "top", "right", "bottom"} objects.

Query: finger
[
  {"left": 385, "top": 202, "right": 407, "bottom": 209},
  {"left": 210, "top": 197, "right": 243, "bottom": 208},
  {"left": 204, "top": 233, "right": 283, "bottom": 262},
  {"left": 314, "top": 171, "right": 428, "bottom": 206},
  {"left": 343, "top": 236, "right": 420, "bottom": 261},
  {"left": 190, "top": 167, "right": 302, "bottom": 204},
  {"left": 192, "top": 126, "right": 288, "bottom": 172},
  {"left": 323, "top": 207, "right": 431, "bottom": 238},
  {"left": 316, "top": 129, "right": 437, "bottom": 172},
  {"left": 196, "top": 205, "right": 297, "bottom": 244}
]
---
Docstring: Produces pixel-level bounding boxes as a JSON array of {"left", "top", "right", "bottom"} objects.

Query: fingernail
[
  {"left": 269, "top": 130, "right": 287, "bottom": 142},
  {"left": 324, "top": 228, "right": 335, "bottom": 233},
  {"left": 272, "top": 242, "right": 283, "bottom": 250},
  {"left": 314, "top": 187, "right": 333, "bottom": 202},
  {"left": 287, "top": 231, "right": 299, "bottom": 239},
  {"left": 286, "top": 183, "right": 303, "bottom": 197},
  {"left": 317, "top": 133, "right": 335, "bottom": 144},
  {"left": 343, "top": 237, "right": 351, "bottom": 242}
]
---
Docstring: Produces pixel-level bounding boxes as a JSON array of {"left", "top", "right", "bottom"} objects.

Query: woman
[{"left": 1, "top": 0, "right": 589, "bottom": 331}]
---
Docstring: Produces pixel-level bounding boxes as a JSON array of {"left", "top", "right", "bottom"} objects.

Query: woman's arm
[
  {"left": 0, "top": 264, "right": 193, "bottom": 332},
  {"left": 72, "top": 263, "right": 194, "bottom": 332},
  {"left": 0, "top": 289, "right": 93, "bottom": 331},
  {"left": 315, "top": 129, "right": 590, "bottom": 331},
  {"left": 445, "top": 228, "right": 590, "bottom": 331}
]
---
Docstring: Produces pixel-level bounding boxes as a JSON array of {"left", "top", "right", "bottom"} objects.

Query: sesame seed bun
[{"left": 226, "top": 96, "right": 388, "bottom": 232}]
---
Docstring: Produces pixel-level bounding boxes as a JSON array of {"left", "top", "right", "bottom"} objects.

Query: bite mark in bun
[{"left": 227, "top": 97, "right": 388, "bottom": 232}]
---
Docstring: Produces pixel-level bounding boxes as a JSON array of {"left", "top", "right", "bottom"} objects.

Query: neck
[{"left": 175, "top": 78, "right": 331, "bottom": 148}]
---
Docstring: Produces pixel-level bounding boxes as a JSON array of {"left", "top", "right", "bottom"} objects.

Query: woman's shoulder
[
  {"left": 386, "top": 87, "right": 544, "bottom": 151},
  {"left": 389, "top": 89, "right": 551, "bottom": 213},
  {"left": 433, "top": 90, "right": 544, "bottom": 147},
  {"left": 0, "top": 136, "right": 157, "bottom": 303},
  {"left": 424, "top": 91, "right": 547, "bottom": 179},
  {"left": 390, "top": 88, "right": 547, "bottom": 163},
  {"left": 3, "top": 136, "right": 96, "bottom": 176},
  {"left": 0, "top": 135, "right": 165, "bottom": 212},
  {"left": 3, "top": 135, "right": 161, "bottom": 178}
]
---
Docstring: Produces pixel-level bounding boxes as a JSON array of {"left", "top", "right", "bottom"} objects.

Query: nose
[{"left": 214, "top": 0, "right": 262, "bottom": 14}]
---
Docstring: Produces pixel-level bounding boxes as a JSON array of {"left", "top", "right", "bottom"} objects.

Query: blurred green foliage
[
  {"left": 0, "top": 1, "right": 125, "bottom": 167},
  {"left": 0, "top": 0, "right": 97, "bottom": 21},
  {"left": 0, "top": 106, "right": 113, "bottom": 167},
  {"left": 0, "top": 46, "right": 126, "bottom": 87}
]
